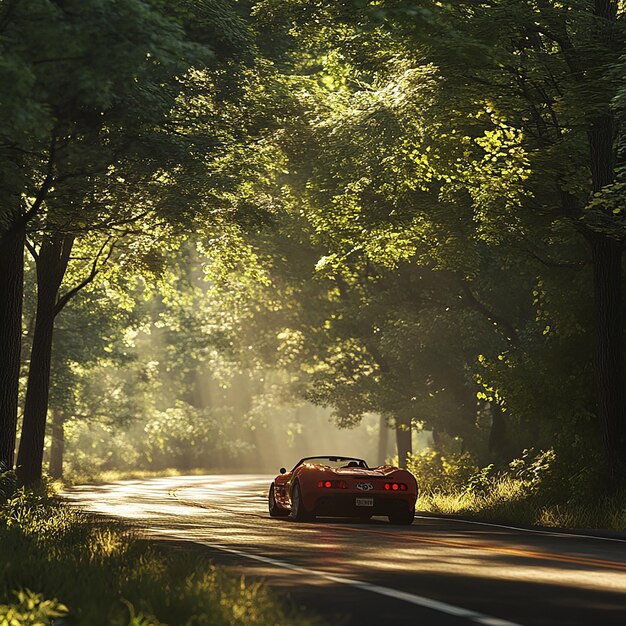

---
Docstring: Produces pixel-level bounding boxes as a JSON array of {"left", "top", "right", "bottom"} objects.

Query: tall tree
[
  {"left": 371, "top": 0, "right": 626, "bottom": 487},
  {"left": 0, "top": 0, "right": 201, "bottom": 480},
  {"left": 254, "top": 0, "right": 626, "bottom": 487},
  {"left": 7, "top": 0, "right": 284, "bottom": 484}
]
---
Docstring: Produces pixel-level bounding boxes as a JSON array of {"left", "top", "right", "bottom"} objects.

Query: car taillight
[
  {"left": 384, "top": 482, "right": 408, "bottom": 491},
  {"left": 317, "top": 480, "right": 348, "bottom": 489}
]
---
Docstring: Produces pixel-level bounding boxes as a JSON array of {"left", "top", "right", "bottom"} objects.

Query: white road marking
[
  {"left": 415, "top": 515, "right": 626, "bottom": 544},
  {"left": 149, "top": 528, "right": 523, "bottom": 626}
]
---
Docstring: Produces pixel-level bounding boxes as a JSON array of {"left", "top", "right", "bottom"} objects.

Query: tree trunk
[
  {"left": 395, "top": 416, "right": 412, "bottom": 469},
  {"left": 584, "top": 0, "right": 623, "bottom": 490},
  {"left": 378, "top": 414, "right": 389, "bottom": 465},
  {"left": 587, "top": 232, "right": 625, "bottom": 490},
  {"left": 17, "top": 233, "right": 73, "bottom": 485},
  {"left": 48, "top": 410, "right": 65, "bottom": 479},
  {"left": 0, "top": 224, "right": 24, "bottom": 470},
  {"left": 488, "top": 402, "right": 508, "bottom": 461}
]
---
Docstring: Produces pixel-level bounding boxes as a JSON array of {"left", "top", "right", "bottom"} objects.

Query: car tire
[
  {"left": 268, "top": 484, "right": 288, "bottom": 517},
  {"left": 289, "top": 481, "right": 314, "bottom": 522},
  {"left": 388, "top": 507, "right": 415, "bottom": 525}
]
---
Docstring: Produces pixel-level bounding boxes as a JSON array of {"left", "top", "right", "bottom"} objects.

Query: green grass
[
  {"left": 62, "top": 467, "right": 216, "bottom": 486},
  {"left": 0, "top": 474, "right": 323, "bottom": 626},
  {"left": 408, "top": 448, "right": 626, "bottom": 532},
  {"left": 417, "top": 476, "right": 626, "bottom": 532}
]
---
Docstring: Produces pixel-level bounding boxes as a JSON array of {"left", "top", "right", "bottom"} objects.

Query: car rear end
[{"left": 305, "top": 470, "right": 418, "bottom": 519}]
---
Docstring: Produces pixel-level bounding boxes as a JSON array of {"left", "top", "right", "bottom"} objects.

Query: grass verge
[
  {"left": 417, "top": 477, "right": 626, "bottom": 532},
  {"left": 62, "top": 467, "right": 217, "bottom": 486},
  {"left": 62, "top": 467, "right": 270, "bottom": 487},
  {"left": 409, "top": 449, "right": 626, "bottom": 532},
  {"left": 0, "top": 472, "right": 322, "bottom": 626}
]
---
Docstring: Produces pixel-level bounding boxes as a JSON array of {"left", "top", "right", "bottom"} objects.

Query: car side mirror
[{"left": 279, "top": 467, "right": 286, "bottom": 474}]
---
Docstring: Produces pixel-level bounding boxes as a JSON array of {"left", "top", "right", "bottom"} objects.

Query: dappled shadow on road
[
  {"left": 141, "top": 532, "right": 626, "bottom": 626},
  {"left": 64, "top": 475, "right": 626, "bottom": 626}
]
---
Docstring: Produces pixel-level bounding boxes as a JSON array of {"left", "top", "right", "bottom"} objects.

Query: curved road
[{"left": 64, "top": 475, "right": 626, "bottom": 625}]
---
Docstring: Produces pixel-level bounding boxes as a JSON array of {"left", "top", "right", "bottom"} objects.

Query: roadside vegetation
[
  {"left": 410, "top": 449, "right": 626, "bottom": 532},
  {"left": 4, "top": 4, "right": 626, "bottom": 624},
  {"left": 62, "top": 468, "right": 242, "bottom": 488},
  {"left": 2, "top": 0, "right": 626, "bottom": 552},
  {"left": 0, "top": 471, "right": 321, "bottom": 626}
]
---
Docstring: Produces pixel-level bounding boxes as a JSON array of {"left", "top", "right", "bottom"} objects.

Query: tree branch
[
  {"left": 17, "top": 136, "right": 57, "bottom": 231},
  {"left": 53, "top": 237, "right": 114, "bottom": 316},
  {"left": 24, "top": 238, "right": 39, "bottom": 263},
  {"left": 528, "top": 249, "right": 588, "bottom": 270},
  {"left": 459, "top": 279, "right": 520, "bottom": 347}
]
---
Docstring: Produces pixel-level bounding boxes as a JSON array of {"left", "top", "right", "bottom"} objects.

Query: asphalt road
[{"left": 64, "top": 475, "right": 626, "bottom": 626}]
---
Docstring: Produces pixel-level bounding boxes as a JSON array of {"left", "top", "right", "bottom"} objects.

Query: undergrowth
[
  {"left": 409, "top": 449, "right": 626, "bottom": 531},
  {"left": 0, "top": 471, "right": 321, "bottom": 626}
]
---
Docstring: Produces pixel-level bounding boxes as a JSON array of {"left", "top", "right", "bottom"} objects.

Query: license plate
[{"left": 356, "top": 497, "right": 374, "bottom": 507}]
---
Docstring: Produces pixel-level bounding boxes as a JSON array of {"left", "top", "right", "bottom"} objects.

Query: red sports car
[{"left": 268, "top": 455, "right": 418, "bottom": 525}]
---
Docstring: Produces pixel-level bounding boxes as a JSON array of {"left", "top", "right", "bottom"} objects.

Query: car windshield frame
[{"left": 291, "top": 456, "right": 369, "bottom": 471}]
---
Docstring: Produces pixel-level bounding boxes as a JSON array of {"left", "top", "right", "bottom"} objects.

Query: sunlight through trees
[{"left": 0, "top": 0, "right": 625, "bottom": 502}]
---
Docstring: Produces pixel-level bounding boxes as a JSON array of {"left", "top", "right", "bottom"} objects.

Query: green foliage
[
  {"left": 464, "top": 464, "right": 496, "bottom": 497},
  {"left": 215, "top": 0, "right": 626, "bottom": 493},
  {"left": 407, "top": 450, "right": 481, "bottom": 494},
  {"left": 415, "top": 447, "right": 626, "bottom": 530},
  {"left": 0, "top": 0, "right": 199, "bottom": 230},
  {"left": 0, "top": 471, "right": 17, "bottom": 504},
  {"left": 0, "top": 589, "right": 68, "bottom": 626},
  {"left": 412, "top": 447, "right": 560, "bottom": 499},
  {"left": 507, "top": 449, "right": 557, "bottom": 493},
  {"left": 144, "top": 403, "right": 250, "bottom": 469}
]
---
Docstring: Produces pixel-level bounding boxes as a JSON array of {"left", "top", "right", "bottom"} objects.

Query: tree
[
  {"left": 0, "top": 0, "right": 208, "bottom": 483},
  {"left": 0, "top": 0, "right": 187, "bottom": 472},
  {"left": 37, "top": 253, "right": 142, "bottom": 478},
  {"left": 1, "top": 0, "right": 263, "bottom": 483},
  {"left": 252, "top": 0, "right": 626, "bottom": 488},
  {"left": 368, "top": 0, "right": 626, "bottom": 487}
]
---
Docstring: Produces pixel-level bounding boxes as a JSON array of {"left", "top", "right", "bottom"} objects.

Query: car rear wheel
[
  {"left": 289, "top": 482, "right": 314, "bottom": 522},
  {"left": 268, "top": 484, "right": 288, "bottom": 517},
  {"left": 388, "top": 507, "right": 415, "bottom": 525}
]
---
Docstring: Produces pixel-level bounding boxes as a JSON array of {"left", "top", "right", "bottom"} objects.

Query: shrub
[
  {"left": 0, "top": 589, "right": 68, "bottom": 626},
  {"left": 407, "top": 450, "right": 480, "bottom": 493},
  {"left": 414, "top": 447, "right": 626, "bottom": 530},
  {"left": 0, "top": 470, "right": 17, "bottom": 504}
]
